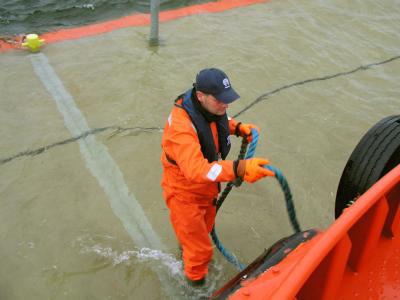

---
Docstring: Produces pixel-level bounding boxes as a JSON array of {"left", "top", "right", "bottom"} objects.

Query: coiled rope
[{"left": 210, "top": 129, "right": 301, "bottom": 270}]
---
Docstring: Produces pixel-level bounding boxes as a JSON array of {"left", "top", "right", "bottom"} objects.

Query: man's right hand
[{"left": 237, "top": 158, "right": 274, "bottom": 183}]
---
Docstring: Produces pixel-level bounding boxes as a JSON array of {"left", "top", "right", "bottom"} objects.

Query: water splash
[
  {"left": 76, "top": 235, "right": 226, "bottom": 299},
  {"left": 81, "top": 244, "right": 182, "bottom": 276},
  {"left": 78, "top": 4, "right": 95, "bottom": 10}
]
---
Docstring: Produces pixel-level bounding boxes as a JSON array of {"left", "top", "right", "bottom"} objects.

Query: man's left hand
[{"left": 235, "top": 123, "right": 260, "bottom": 142}]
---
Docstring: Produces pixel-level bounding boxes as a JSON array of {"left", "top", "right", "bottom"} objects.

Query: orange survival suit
[{"left": 161, "top": 88, "right": 239, "bottom": 281}]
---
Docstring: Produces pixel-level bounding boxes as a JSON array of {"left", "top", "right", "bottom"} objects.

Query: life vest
[{"left": 176, "top": 88, "right": 231, "bottom": 163}]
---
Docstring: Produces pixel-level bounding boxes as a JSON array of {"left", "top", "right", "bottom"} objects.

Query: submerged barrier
[{"left": 0, "top": 0, "right": 268, "bottom": 52}]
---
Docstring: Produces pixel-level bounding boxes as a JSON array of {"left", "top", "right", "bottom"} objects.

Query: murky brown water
[{"left": 1, "top": 0, "right": 399, "bottom": 299}]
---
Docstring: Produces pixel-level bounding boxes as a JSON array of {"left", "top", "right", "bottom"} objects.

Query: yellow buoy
[{"left": 22, "top": 34, "right": 45, "bottom": 52}]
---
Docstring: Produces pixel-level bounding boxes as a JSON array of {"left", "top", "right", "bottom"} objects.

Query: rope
[
  {"left": 210, "top": 226, "right": 246, "bottom": 270},
  {"left": 215, "top": 137, "right": 248, "bottom": 211},
  {"left": 211, "top": 128, "right": 301, "bottom": 270},
  {"left": 264, "top": 164, "right": 301, "bottom": 233}
]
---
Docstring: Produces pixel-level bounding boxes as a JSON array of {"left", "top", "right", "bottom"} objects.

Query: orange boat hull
[{"left": 212, "top": 164, "right": 400, "bottom": 299}]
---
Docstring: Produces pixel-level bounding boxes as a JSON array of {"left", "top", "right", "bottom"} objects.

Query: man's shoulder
[
  {"left": 167, "top": 104, "right": 193, "bottom": 130},
  {"left": 171, "top": 102, "right": 189, "bottom": 119}
]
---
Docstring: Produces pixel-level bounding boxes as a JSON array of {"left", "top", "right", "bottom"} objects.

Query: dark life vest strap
[{"left": 174, "top": 94, "right": 184, "bottom": 108}]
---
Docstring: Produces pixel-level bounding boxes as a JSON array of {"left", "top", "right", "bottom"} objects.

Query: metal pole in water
[{"left": 149, "top": 0, "right": 159, "bottom": 46}]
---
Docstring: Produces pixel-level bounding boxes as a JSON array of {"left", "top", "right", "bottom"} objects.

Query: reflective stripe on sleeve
[
  {"left": 206, "top": 163, "right": 222, "bottom": 181},
  {"left": 168, "top": 114, "right": 172, "bottom": 126},
  {"left": 191, "top": 123, "right": 197, "bottom": 133}
]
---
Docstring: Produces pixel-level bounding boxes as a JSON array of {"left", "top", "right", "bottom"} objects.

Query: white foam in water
[
  {"left": 82, "top": 244, "right": 183, "bottom": 277},
  {"left": 79, "top": 4, "right": 95, "bottom": 10},
  {"left": 80, "top": 241, "right": 226, "bottom": 299},
  {"left": 137, "top": 248, "right": 183, "bottom": 276}
]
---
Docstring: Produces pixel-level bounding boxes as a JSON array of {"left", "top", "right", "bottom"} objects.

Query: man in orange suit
[{"left": 161, "top": 68, "right": 273, "bottom": 286}]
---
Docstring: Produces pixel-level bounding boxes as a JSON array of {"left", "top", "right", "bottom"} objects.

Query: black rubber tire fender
[{"left": 335, "top": 115, "right": 400, "bottom": 218}]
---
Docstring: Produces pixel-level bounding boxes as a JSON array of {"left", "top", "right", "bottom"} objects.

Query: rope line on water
[
  {"left": 232, "top": 55, "right": 400, "bottom": 119},
  {"left": 211, "top": 129, "right": 301, "bottom": 270},
  {"left": 0, "top": 126, "right": 162, "bottom": 166},
  {"left": 2, "top": 56, "right": 398, "bottom": 168}
]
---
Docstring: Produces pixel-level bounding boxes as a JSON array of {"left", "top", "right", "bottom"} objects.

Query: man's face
[{"left": 197, "top": 91, "right": 228, "bottom": 116}]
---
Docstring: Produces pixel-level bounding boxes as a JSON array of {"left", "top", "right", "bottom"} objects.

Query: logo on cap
[{"left": 222, "top": 78, "right": 230, "bottom": 89}]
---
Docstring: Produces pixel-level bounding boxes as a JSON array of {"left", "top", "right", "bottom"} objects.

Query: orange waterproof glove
[
  {"left": 236, "top": 158, "right": 274, "bottom": 183},
  {"left": 235, "top": 122, "right": 260, "bottom": 142}
]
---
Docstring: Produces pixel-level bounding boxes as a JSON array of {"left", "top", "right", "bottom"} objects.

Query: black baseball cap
[{"left": 195, "top": 68, "right": 240, "bottom": 104}]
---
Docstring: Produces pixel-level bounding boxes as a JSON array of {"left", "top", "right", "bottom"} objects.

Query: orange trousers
[{"left": 164, "top": 193, "right": 216, "bottom": 281}]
